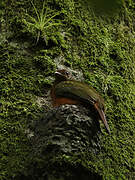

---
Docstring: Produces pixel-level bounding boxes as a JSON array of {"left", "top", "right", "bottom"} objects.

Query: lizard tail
[{"left": 94, "top": 103, "right": 111, "bottom": 134}]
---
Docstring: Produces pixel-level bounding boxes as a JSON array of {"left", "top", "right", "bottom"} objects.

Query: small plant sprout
[{"left": 23, "top": 1, "right": 62, "bottom": 45}]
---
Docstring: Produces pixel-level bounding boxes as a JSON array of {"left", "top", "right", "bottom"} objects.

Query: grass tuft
[{"left": 23, "top": 0, "right": 62, "bottom": 45}]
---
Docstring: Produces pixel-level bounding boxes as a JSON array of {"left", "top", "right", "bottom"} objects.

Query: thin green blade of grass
[
  {"left": 45, "top": 22, "right": 61, "bottom": 29},
  {"left": 42, "top": 7, "right": 48, "bottom": 24},
  {"left": 40, "top": 1, "right": 45, "bottom": 23},
  {"left": 44, "top": 11, "right": 62, "bottom": 26},
  {"left": 25, "top": 13, "right": 38, "bottom": 24},
  {"left": 41, "top": 1, "right": 46, "bottom": 20},
  {"left": 31, "top": 0, "right": 40, "bottom": 22}
]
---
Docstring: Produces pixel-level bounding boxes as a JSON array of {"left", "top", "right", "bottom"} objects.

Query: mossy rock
[{"left": 0, "top": 0, "right": 135, "bottom": 179}]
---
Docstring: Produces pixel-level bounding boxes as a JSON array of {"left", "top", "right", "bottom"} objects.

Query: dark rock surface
[
  {"left": 33, "top": 104, "right": 101, "bottom": 155},
  {"left": 24, "top": 104, "right": 103, "bottom": 180}
]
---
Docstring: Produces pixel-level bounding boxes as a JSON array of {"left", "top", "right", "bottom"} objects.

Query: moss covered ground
[{"left": 0, "top": 0, "right": 135, "bottom": 179}]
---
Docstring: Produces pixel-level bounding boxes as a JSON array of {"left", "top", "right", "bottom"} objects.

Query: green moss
[
  {"left": 0, "top": 0, "right": 135, "bottom": 179},
  {"left": 0, "top": 33, "right": 56, "bottom": 179}
]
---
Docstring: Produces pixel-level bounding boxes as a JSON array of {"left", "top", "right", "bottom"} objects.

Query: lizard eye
[{"left": 65, "top": 71, "right": 69, "bottom": 76}]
